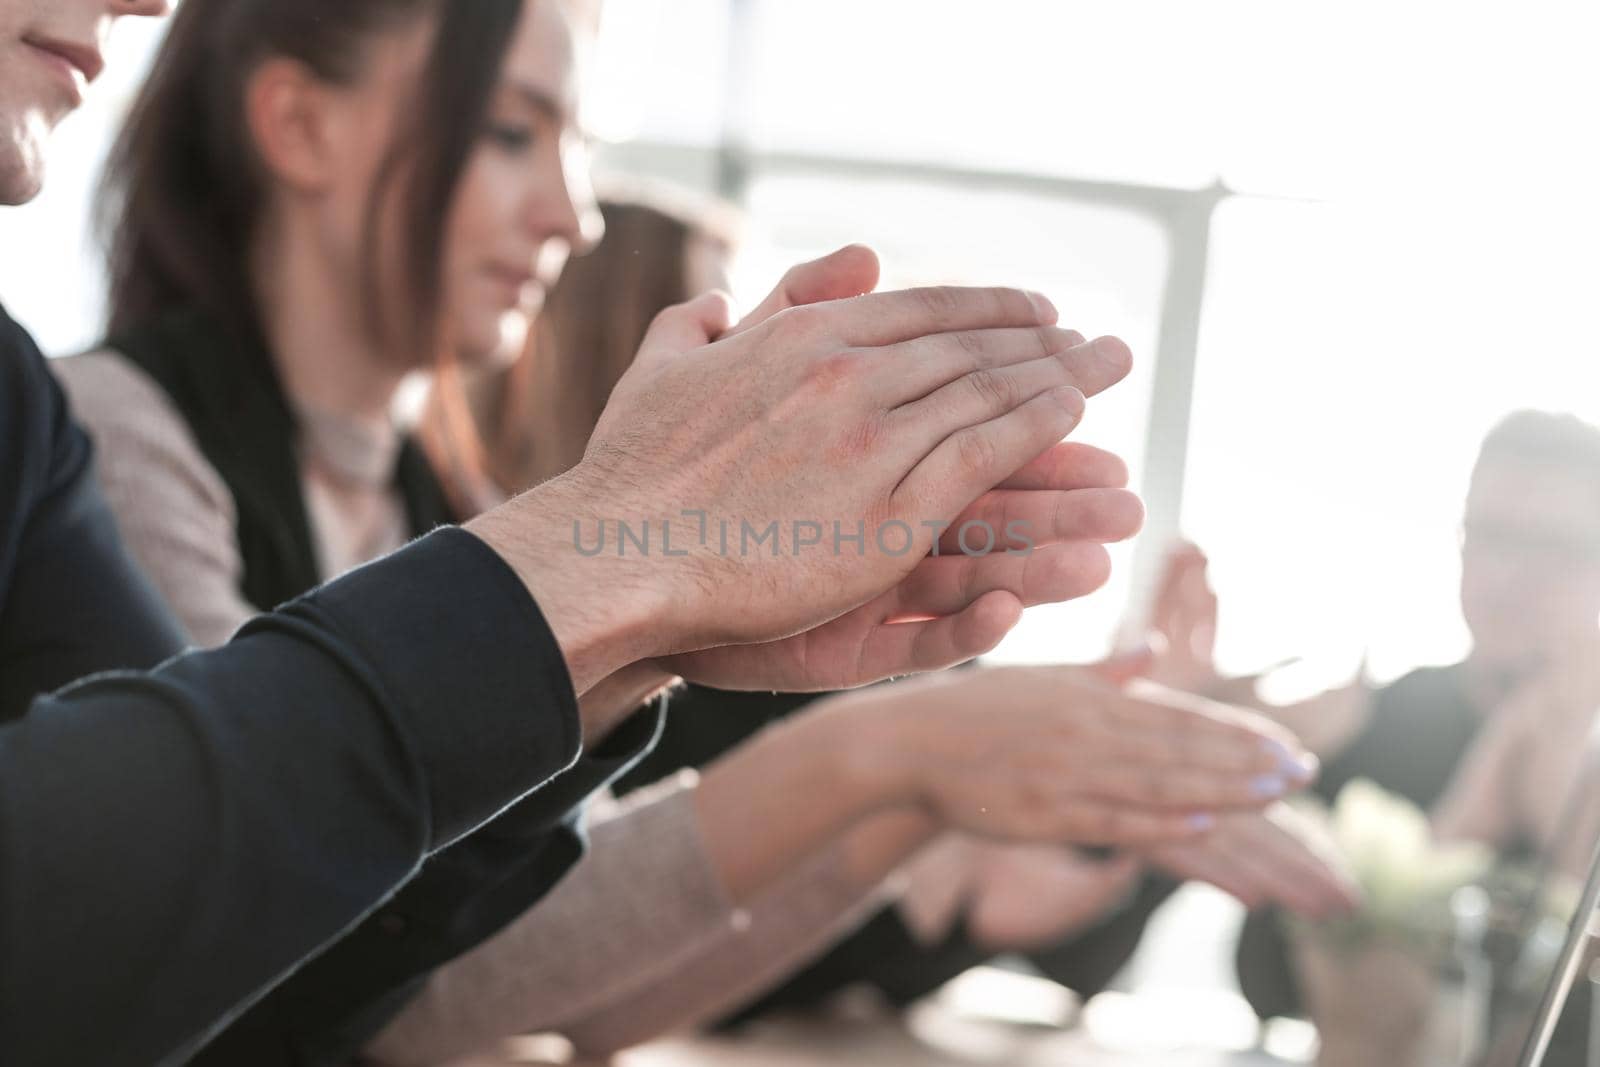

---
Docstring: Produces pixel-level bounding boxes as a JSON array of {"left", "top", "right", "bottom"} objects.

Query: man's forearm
[{"left": 0, "top": 530, "right": 582, "bottom": 1066}]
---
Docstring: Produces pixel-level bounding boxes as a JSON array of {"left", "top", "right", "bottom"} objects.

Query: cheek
[
  {"left": 451, "top": 153, "right": 525, "bottom": 250},
  {"left": 441, "top": 160, "right": 534, "bottom": 361},
  {"left": 1556, "top": 569, "right": 1600, "bottom": 621},
  {"left": 1458, "top": 558, "right": 1501, "bottom": 610},
  {"left": 440, "top": 169, "right": 498, "bottom": 295}
]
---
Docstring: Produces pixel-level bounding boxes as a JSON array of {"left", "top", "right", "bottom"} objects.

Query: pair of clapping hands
[{"left": 470, "top": 244, "right": 1355, "bottom": 916}]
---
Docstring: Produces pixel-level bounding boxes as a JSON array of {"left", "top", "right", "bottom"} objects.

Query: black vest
[{"left": 109, "top": 309, "right": 457, "bottom": 614}]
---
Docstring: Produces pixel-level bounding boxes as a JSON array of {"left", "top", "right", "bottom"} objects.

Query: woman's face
[
  {"left": 289, "top": 1, "right": 599, "bottom": 371},
  {"left": 440, "top": 0, "right": 599, "bottom": 367},
  {"left": 1460, "top": 456, "right": 1600, "bottom": 678}
]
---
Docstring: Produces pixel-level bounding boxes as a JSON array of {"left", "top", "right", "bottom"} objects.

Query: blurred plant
[{"left": 1290, "top": 780, "right": 1494, "bottom": 961}]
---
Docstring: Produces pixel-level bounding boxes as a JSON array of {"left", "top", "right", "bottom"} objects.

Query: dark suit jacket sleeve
[
  {"left": 0, "top": 527, "right": 584, "bottom": 1066},
  {"left": 0, "top": 309, "right": 586, "bottom": 1067},
  {"left": 0, "top": 310, "right": 189, "bottom": 710}
]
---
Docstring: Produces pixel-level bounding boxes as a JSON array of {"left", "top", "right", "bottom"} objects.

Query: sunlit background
[
  {"left": 7, "top": 1, "right": 1598, "bottom": 691},
  {"left": 3, "top": 0, "right": 1599, "bottom": 1035}
]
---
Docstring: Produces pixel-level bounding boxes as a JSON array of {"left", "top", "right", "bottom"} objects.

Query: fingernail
[
  {"left": 1027, "top": 290, "right": 1058, "bottom": 321},
  {"left": 1189, "top": 813, "right": 1217, "bottom": 832},
  {"left": 1262, "top": 739, "right": 1315, "bottom": 781},
  {"left": 1051, "top": 386, "right": 1085, "bottom": 415},
  {"left": 1251, "top": 775, "right": 1288, "bottom": 799},
  {"left": 1289, "top": 751, "right": 1320, "bottom": 782},
  {"left": 1091, "top": 335, "right": 1131, "bottom": 368}
]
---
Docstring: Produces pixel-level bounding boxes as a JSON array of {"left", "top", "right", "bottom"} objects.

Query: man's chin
[
  {"left": 0, "top": 132, "right": 48, "bottom": 206},
  {"left": 0, "top": 177, "right": 43, "bottom": 207}
]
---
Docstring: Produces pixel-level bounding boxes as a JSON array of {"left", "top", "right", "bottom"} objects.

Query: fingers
[
  {"left": 882, "top": 542, "right": 1114, "bottom": 620},
  {"left": 886, "top": 339, "right": 1133, "bottom": 514},
  {"left": 1097, "top": 711, "right": 1316, "bottom": 792},
  {"left": 849, "top": 590, "right": 1024, "bottom": 680},
  {"left": 1178, "top": 816, "right": 1358, "bottom": 917},
  {"left": 1153, "top": 844, "right": 1246, "bottom": 900},
  {"left": 887, "top": 338, "right": 1133, "bottom": 454},
  {"left": 965, "top": 850, "right": 1142, "bottom": 950},
  {"left": 1168, "top": 548, "right": 1218, "bottom": 633},
  {"left": 631, "top": 291, "right": 736, "bottom": 373},
  {"left": 999, "top": 442, "right": 1130, "bottom": 492},
  {"left": 817, "top": 285, "right": 1058, "bottom": 347},
  {"left": 1257, "top": 808, "right": 1363, "bottom": 915},
  {"left": 1103, "top": 681, "right": 1318, "bottom": 779},
  {"left": 938, "top": 487, "right": 1145, "bottom": 556},
  {"left": 1042, "top": 802, "right": 1220, "bottom": 849},
  {"left": 1063, "top": 761, "right": 1299, "bottom": 815},
  {"left": 1103, "top": 716, "right": 1313, "bottom": 784},
  {"left": 868, "top": 327, "right": 1085, "bottom": 404},
  {"left": 1144, "top": 820, "right": 1276, "bottom": 906},
  {"left": 1092, "top": 641, "right": 1158, "bottom": 686},
  {"left": 892, "top": 387, "right": 1088, "bottom": 526},
  {"left": 729, "top": 245, "right": 882, "bottom": 336},
  {"left": 1229, "top": 838, "right": 1351, "bottom": 918},
  {"left": 1151, "top": 545, "right": 1195, "bottom": 628}
]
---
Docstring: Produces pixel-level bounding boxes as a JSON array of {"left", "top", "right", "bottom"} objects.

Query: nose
[
  {"left": 534, "top": 135, "right": 603, "bottom": 258},
  {"left": 573, "top": 196, "right": 605, "bottom": 258}
]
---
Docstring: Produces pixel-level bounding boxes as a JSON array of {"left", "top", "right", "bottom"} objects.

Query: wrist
[
  {"left": 464, "top": 469, "right": 674, "bottom": 692},
  {"left": 818, "top": 688, "right": 929, "bottom": 817},
  {"left": 835, "top": 804, "right": 943, "bottom": 890},
  {"left": 578, "top": 663, "right": 680, "bottom": 742}
]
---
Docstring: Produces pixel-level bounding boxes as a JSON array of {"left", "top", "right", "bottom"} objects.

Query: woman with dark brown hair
[
  {"left": 424, "top": 194, "right": 739, "bottom": 508},
  {"left": 504, "top": 197, "right": 735, "bottom": 482}
]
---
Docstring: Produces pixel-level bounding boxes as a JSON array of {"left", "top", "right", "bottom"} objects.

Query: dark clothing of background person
[
  {"left": 1236, "top": 665, "right": 1489, "bottom": 1019},
  {"left": 102, "top": 309, "right": 664, "bottom": 1066},
  {"left": 613, "top": 684, "right": 1173, "bottom": 1021},
  {"left": 1237, "top": 664, "right": 1590, "bottom": 1064},
  {"left": 0, "top": 303, "right": 596, "bottom": 1065}
]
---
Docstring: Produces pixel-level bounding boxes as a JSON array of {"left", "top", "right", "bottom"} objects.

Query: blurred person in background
[
  {"left": 56, "top": 2, "right": 1322, "bottom": 1064},
  {"left": 397, "top": 194, "right": 1362, "bottom": 1062},
  {"left": 1145, "top": 411, "right": 1600, "bottom": 1050},
  {"left": 422, "top": 191, "right": 742, "bottom": 511}
]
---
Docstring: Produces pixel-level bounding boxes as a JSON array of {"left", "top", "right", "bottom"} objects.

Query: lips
[
  {"left": 20, "top": 35, "right": 105, "bottom": 104},
  {"left": 486, "top": 264, "right": 537, "bottom": 290},
  {"left": 23, "top": 35, "right": 104, "bottom": 82},
  {"left": 483, "top": 265, "right": 542, "bottom": 308}
]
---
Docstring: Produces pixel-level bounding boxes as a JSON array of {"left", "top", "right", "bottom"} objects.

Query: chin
[
  {"left": 457, "top": 309, "right": 533, "bottom": 371},
  {"left": 0, "top": 139, "right": 46, "bottom": 207}
]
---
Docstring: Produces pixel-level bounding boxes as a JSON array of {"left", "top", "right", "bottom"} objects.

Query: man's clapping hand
[{"left": 475, "top": 247, "right": 1142, "bottom": 695}]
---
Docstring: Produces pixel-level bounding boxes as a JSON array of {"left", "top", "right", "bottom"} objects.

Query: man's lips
[{"left": 21, "top": 34, "right": 106, "bottom": 93}]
